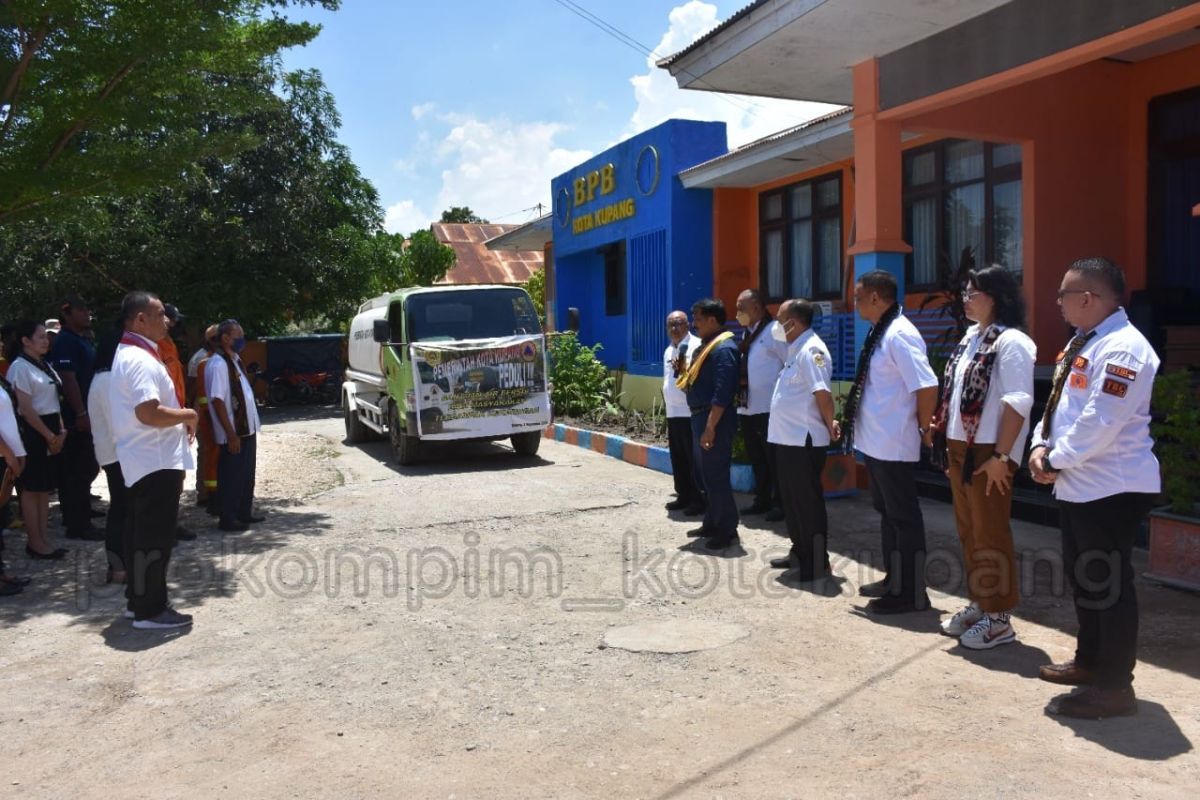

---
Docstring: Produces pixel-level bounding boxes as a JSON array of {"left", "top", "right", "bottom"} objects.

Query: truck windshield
[{"left": 407, "top": 289, "right": 541, "bottom": 342}]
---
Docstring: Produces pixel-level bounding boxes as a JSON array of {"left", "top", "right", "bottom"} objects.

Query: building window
[
  {"left": 603, "top": 241, "right": 626, "bottom": 316},
  {"left": 903, "top": 139, "right": 1023, "bottom": 288},
  {"left": 759, "top": 173, "right": 842, "bottom": 301}
]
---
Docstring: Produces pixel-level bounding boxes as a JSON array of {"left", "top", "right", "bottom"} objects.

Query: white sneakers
[
  {"left": 941, "top": 603, "right": 1017, "bottom": 649},
  {"left": 941, "top": 603, "right": 983, "bottom": 637},
  {"left": 959, "top": 614, "right": 1017, "bottom": 650}
]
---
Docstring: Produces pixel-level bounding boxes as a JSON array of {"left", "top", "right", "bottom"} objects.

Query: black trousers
[
  {"left": 218, "top": 433, "right": 257, "bottom": 525},
  {"left": 666, "top": 416, "right": 703, "bottom": 505},
  {"left": 864, "top": 456, "right": 927, "bottom": 602},
  {"left": 775, "top": 440, "right": 829, "bottom": 574},
  {"left": 58, "top": 427, "right": 99, "bottom": 533},
  {"left": 739, "top": 412, "right": 777, "bottom": 508},
  {"left": 102, "top": 462, "right": 128, "bottom": 572},
  {"left": 125, "top": 469, "right": 184, "bottom": 620},
  {"left": 691, "top": 410, "right": 739, "bottom": 538},
  {"left": 1059, "top": 492, "right": 1155, "bottom": 690}
]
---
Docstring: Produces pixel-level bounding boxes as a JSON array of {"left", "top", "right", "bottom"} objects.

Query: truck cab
[{"left": 343, "top": 285, "right": 549, "bottom": 464}]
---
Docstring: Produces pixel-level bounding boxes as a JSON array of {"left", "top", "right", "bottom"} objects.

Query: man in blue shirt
[
  {"left": 682, "top": 298, "right": 742, "bottom": 550},
  {"left": 50, "top": 294, "right": 102, "bottom": 540}
]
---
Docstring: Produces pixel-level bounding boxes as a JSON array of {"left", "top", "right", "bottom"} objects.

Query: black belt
[{"left": 689, "top": 405, "right": 711, "bottom": 415}]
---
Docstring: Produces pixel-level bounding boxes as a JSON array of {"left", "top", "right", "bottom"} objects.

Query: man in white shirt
[
  {"left": 207, "top": 319, "right": 263, "bottom": 532},
  {"left": 109, "top": 292, "right": 197, "bottom": 630},
  {"left": 766, "top": 300, "right": 839, "bottom": 581},
  {"left": 663, "top": 311, "right": 704, "bottom": 515},
  {"left": 1029, "top": 258, "right": 1160, "bottom": 720},
  {"left": 88, "top": 333, "right": 127, "bottom": 584},
  {"left": 841, "top": 271, "right": 939, "bottom": 614},
  {"left": 734, "top": 289, "right": 789, "bottom": 520}
]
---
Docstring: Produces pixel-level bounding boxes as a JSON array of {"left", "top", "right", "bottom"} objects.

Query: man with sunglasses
[{"left": 1030, "top": 257, "right": 1160, "bottom": 720}]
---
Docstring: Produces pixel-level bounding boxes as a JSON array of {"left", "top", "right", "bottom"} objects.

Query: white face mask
[{"left": 771, "top": 323, "right": 789, "bottom": 343}]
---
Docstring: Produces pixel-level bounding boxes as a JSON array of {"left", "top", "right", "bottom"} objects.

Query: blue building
[{"left": 550, "top": 119, "right": 727, "bottom": 409}]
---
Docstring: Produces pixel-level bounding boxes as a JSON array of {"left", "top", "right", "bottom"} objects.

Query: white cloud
[
  {"left": 411, "top": 102, "right": 436, "bottom": 121},
  {"left": 384, "top": 199, "right": 434, "bottom": 235},
  {"left": 627, "top": 1, "right": 841, "bottom": 148},
  {"left": 431, "top": 115, "right": 591, "bottom": 223}
]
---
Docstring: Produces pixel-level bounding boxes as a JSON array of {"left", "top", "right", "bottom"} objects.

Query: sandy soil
[{"left": 1, "top": 407, "right": 1197, "bottom": 799}]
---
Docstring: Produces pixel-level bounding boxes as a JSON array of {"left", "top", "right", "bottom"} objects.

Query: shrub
[
  {"left": 1151, "top": 370, "right": 1200, "bottom": 515},
  {"left": 549, "top": 332, "right": 613, "bottom": 417}
]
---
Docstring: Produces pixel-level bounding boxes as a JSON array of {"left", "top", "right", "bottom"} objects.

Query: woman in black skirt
[{"left": 5, "top": 320, "right": 68, "bottom": 560}]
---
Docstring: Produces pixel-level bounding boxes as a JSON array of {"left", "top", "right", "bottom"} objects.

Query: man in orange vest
[{"left": 192, "top": 325, "right": 220, "bottom": 513}]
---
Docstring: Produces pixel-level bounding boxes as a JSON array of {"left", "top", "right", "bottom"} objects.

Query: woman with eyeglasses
[
  {"left": 5, "top": 320, "right": 69, "bottom": 560},
  {"left": 930, "top": 266, "right": 1036, "bottom": 649}
]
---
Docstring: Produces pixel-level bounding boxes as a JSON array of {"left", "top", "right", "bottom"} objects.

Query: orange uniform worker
[{"left": 191, "top": 326, "right": 220, "bottom": 510}]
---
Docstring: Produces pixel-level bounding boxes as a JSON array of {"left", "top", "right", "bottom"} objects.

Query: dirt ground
[{"left": 1, "top": 407, "right": 1197, "bottom": 799}]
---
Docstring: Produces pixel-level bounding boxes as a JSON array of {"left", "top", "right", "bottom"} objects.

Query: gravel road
[{"left": 1, "top": 408, "right": 1196, "bottom": 799}]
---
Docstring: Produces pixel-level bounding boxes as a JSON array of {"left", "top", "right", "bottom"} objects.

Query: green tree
[
  {"left": 440, "top": 206, "right": 488, "bottom": 224},
  {"left": 0, "top": 68, "right": 403, "bottom": 336},
  {"left": 523, "top": 267, "right": 545, "bottom": 318},
  {"left": 399, "top": 229, "right": 455, "bottom": 287},
  {"left": 0, "top": 0, "right": 338, "bottom": 223}
]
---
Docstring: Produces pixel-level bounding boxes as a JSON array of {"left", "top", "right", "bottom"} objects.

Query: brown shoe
[
  {"left": 1038, "top": 660, "right": 1095, "bottom": 686},
  {"left": 1048, "top": 686, "right": 1137, "bottom": 720}
]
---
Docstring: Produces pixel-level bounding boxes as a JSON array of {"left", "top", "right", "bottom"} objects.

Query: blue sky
[{"left": 281, "top": 1, "right": 835, "bottom": 235}]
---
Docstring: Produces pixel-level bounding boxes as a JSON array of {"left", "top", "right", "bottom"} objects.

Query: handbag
[{"left": 928, "top": 418, "right": 949, "bottom": 472}]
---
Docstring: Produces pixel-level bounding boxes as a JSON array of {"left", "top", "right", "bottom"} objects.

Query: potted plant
[{"left": 1146, "top": 369, "right": 1200, "bottom": 590}]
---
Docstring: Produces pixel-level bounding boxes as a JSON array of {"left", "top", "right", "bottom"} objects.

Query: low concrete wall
[{"left": 544, "top": 423, "right": 858, "bottom": 498}]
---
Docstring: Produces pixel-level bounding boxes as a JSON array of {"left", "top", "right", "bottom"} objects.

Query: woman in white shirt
[
  {"left": 5, "top": 320, "right": 68, "bottom": 560},
  {"left": 931, "top": 266, "right": 1036, "bottom": 650},
  {"left": 1, "top": 372, "right": 32, "bottom": 593}
]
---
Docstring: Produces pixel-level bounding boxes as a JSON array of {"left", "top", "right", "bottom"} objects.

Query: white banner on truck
[{"left": 409, "top": 334, "right": 551, "bottom": 440}]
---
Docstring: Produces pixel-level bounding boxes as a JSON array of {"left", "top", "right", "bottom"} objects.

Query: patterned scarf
[
  {"left": 218, "top": 350, "right": 251, "bottom": 437},
  {"left": 840, "top": 302, "right": 901, "bottom": 451},
  {"left": 1039, "top": 331, "right": 1097, "bottom": 441},
  {"left": 935, "top": 324, "right": 1004, "bottom": 483}
]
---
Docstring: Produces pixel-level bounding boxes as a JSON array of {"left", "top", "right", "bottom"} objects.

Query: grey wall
[{"left": 879, "top": 0, "right": 1194, "bottom": 110}]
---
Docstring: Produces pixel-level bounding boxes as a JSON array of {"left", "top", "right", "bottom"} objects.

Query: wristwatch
[
  {"left": 1042, "top": 449, "right": 1060, "bottom": 473},
  {"left": 995, "top": 452, "right": 1010, "bottom": 464}
]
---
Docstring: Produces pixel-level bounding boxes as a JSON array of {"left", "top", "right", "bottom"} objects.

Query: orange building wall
[
  {"left": 712, "top": 161, "right": 855, "bottom": 312},
  {"left": 710, "top": 42, "right": 1200, "bottom": 362}
]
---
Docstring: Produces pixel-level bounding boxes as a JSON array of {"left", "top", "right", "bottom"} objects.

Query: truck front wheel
[
  {"left": 511, "top": 431, "right": 542, "bottom": 457},
  {"left": 344, "top": 396, "right": 370, "bottom": 443},
  {"left": 390, "top": 405, "right": 422, "bottom": 465}
]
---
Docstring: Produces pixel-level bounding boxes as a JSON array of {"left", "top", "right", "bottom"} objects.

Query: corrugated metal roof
[
  {"left": 680, "top": 107, "right": 852, "bottom": 174},
  {"left": 430, "top": 223, "right": 543, "bottom": 286},
  {"left": 656, "top": 0, "right": 768, "bottom": 67}
]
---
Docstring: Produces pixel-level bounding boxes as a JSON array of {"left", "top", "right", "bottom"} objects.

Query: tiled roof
[
  {"left": 430, "top": 223, "right": 543, "bottom": 286},
  {"left": 656, "top": 0, "right": 768, "bottom": 67}
]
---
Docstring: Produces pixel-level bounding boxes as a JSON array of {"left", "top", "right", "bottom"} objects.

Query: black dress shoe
[
  {"left": 1, "top": 574, "right": 32, "bottom": 587},
  {"left": 858, "top": 578, "right": 892, "bottom": 598},
  {"left": 217, "top": 522, "right": 250, "bottom": 532},
  {"left": 764, "top": 508, "right": 785, "bottom": 522},
  {"left": 739, "top": 503, "right": 770, "bottom": 515},
  {"left": 665, "top": 498, "right": 689, "bottom": 511},
  {"left": 769, "top": 555, "right": 795, "bottom": 569},
  {"left": 175, "top": 526, "right": 197, "bottom": 541},
  {"left": 89, "top": 509, "right": 107, "bottom": 518},
  {"left": 685, "top": 526, "right": 711, "bottom": 538},
  {"left": 864, "top": 594, "right": 930, "bottom": 615},
  {"left": 65, "top": 526, "right": 106, "bottom": 541},
  {"left": 0, "top": 581, "right": 22, "bottom": 596},
  {"left": 25, "top": 546, "right": 68, "bottom": 561},
  {"left": 704, "top": 534, "right": 740, "bottom": 550},
  {"left": 239, "top": 515, "right": 266, "bottom": 524}
]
